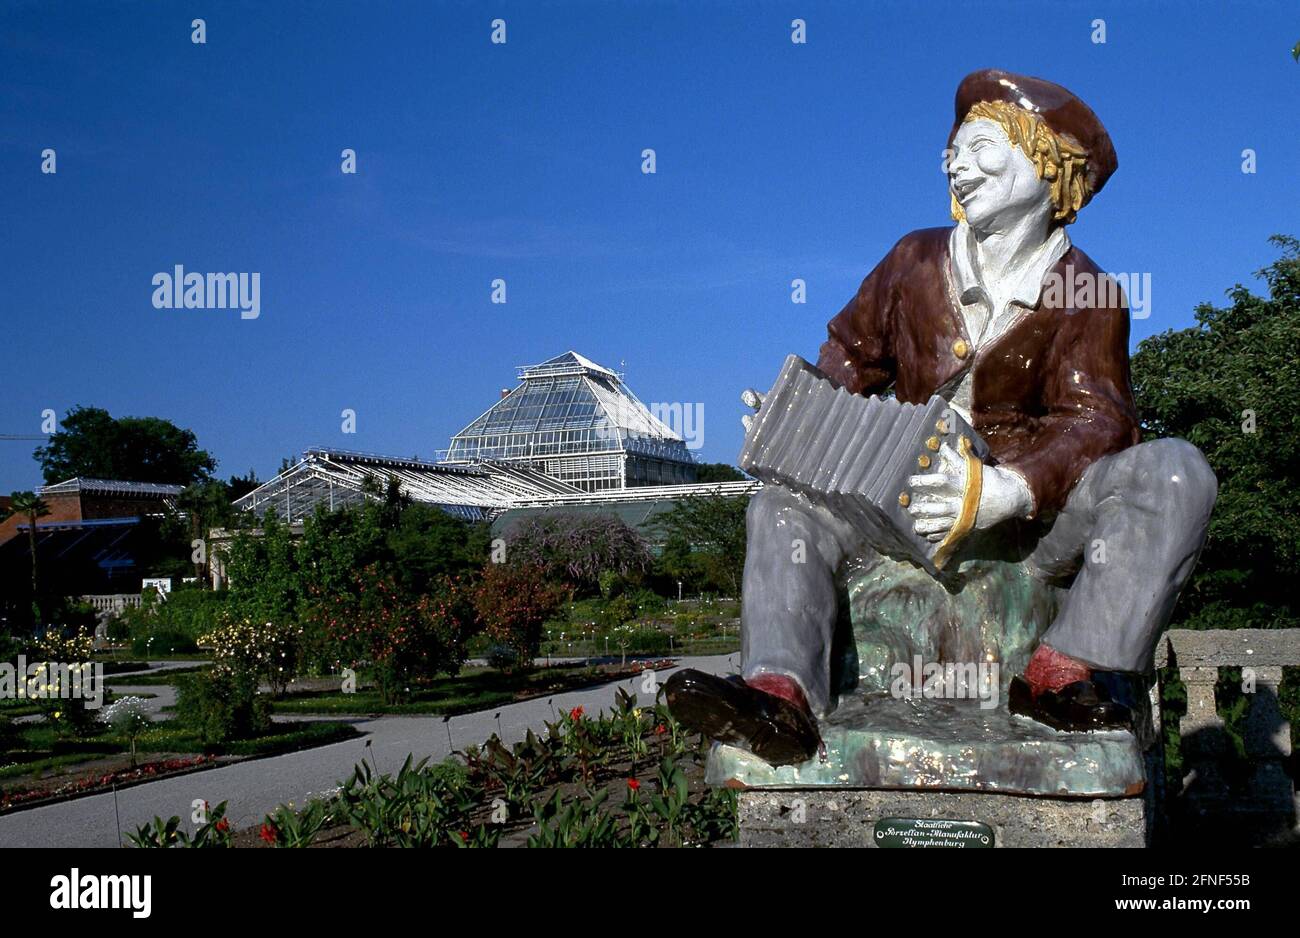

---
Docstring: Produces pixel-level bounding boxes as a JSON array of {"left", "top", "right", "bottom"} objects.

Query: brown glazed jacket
[{"left": 816, "top": 227, "right": 1140, "bottom": 516}]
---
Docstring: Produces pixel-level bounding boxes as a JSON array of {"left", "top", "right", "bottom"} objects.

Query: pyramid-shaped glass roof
[{"left": 443, "top": 352, "right": 692, "bottom": 477}]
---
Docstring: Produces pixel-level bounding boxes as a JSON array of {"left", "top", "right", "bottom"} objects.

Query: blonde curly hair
[{"left": 950, "top": 99, "right": 1091, "bottom": 225}]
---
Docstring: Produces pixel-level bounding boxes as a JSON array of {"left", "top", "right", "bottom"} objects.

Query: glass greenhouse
[{"left": 442, "top": 351, "right": 697, "bottom": 491}]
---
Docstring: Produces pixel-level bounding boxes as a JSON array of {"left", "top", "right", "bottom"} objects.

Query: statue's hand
[
  {"left": 907, "top": 442, "right": 967, "bottom": 542},
  {"left": 740, "top": 388, "right": 766, "bottom": 433},
  {"left": 974, "top": 464, "right": 1034, "bottom": 530},
  {"left": 908, "top": 448, "right": 1034, "bottom": 541}
]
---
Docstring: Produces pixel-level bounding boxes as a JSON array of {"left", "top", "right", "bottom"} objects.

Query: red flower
[
  {"left": 568, "top": 706, "right": 584, "bottom": 721},
  {"left": 259, "top": 823, "right": 277, "bottom": 845},
  {"left": 215, "top": 818, "right": 231, "bottom": 834},
  {"left": 459, "top": 830, "right": 469, "bottom": 842},
  {"left": 626, "top": 778, "right": 640, "bottom": 792},
  {"left": 654, "top": 723, "right": 667, "bottom": 735}
]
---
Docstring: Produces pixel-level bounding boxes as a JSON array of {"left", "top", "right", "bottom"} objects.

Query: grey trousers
[{"left": 740, "top": 438, "right": 1217, "bottom": 714}]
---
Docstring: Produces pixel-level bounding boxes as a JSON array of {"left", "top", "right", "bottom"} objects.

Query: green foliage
[
  {"left": 222, "top": 516, "right": 304, "bottom": 628},
  {"left": 260, "top": 801, "right": 330, "bottom": 848},
  {"left": 223, "top": 486, "right": 488, "bottom": 683},
  {"left": 175, "top": 668, "right": 271, "bottom": 743},
  {"left": 306, "top": 565, "right": 474, "bottom": 703},
  {"left": 128, "top": 801, "right": 232, "bottom": 849},
  {"left": 692, "top": 462, "right": 746, "bottom": 483},
  {"left": 472, "top": 562, "right": 564, "bottom": 665},
  {"left": 652, "top": 494, "right": 749, "bottom": 596},
  {"left": 502, "top": 513, "right": 652, "bottom": 594},
  {"left": 336, "top": 754, "right": 480, "bottom": 847},
  {"left": 527, "top": 787, "right": 623, "bottom": 847},
  {"left": 1131, "top": 236, "right": 1300, "bottom": 629},
  {"left": 119, "top": 587, "right": 226, "bottom": 652},
  {"left": 34, "top": 405, "right": 216, "bottom": 486}
]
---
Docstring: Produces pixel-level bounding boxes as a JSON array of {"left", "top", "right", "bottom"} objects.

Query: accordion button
[
  {"left": 953, "top": 339, "right": 970, "bottom": 359},
  {"left": 898, "top": 492, "right": 910, "bottom": 507},
  {"left": 926, "top": 436, "right": 941, "bottom": 451},
  {"left": 917, "top": 454, "right": 932, "bottom": 469}
]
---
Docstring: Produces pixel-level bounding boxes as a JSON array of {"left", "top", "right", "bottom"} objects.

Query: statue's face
[{"left": 948, "top": 118, "right": 1052, "bottom": 231}]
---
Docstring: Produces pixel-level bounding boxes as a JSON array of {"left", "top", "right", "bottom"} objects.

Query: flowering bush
[
  {"left": 34, "top": 626, "right": 94, "bottom": 662},
  {"left": 99, "top": 695, "right": 152, "bottom": 766},
  {"left": 505, "top": 514, "right": 652, "bottom": 594},
  {"left": 472, "top": 562, "right": 564, "bottom": 667},
  {"left": 28, "top": 628, "right": 98, "bottom": 738},
  {"left": 306, "top": 565, "right": 473, "bottom": 703},
  {"left": 199, "top": 617, "right": 302, "bottom": 696}
]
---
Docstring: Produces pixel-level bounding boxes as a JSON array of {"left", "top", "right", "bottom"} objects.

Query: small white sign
[{"left": 141, "top": 577, "right": 172, "bottom": 596}]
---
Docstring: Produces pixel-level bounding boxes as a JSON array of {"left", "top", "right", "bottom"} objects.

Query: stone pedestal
[
  {"left": 708, "top": 695, "right": 1159, "bottom": 847},
  {"left": 737, "top": 787, "right": 1151, "bottom": 848}
]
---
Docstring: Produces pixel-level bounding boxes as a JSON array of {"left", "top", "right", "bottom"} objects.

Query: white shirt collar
[{"left": 949, "top": 221, "right": 1071, "bottom": 311}]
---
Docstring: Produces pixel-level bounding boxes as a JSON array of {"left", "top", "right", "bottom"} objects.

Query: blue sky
[{"left": 1, "top": 0, "right": 1297, "bottom": 492}]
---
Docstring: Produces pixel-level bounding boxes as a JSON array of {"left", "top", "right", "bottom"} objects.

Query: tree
[
  {"left": 693, "top": 462, "right": 746, "bottom": 483},
  {"left": 226, "top": 470, "right": 260, "bottom": 502},
  {"left": 2, "top": 491, "right": 50, "bottom": 622},
  {"left": 34, "top": 406, "right": 215, "bottom": 486},
  {"left": 504, "top": 513, "right": 652, "bottom": 595},
  {"left": 472, "top": 562, "right": 564, "bottom": 666},
  {"left": 307, "top": 565, "right": 474, "bottom": 702},
  {"left": 173, "top": 479, "right": 242, "bottom": 581},
  {"left": 652, "top": 494, "right": 750, "bottom": 596},
  {"left": 1130, "top": 235, "right": 1300, "bottom": 629}
]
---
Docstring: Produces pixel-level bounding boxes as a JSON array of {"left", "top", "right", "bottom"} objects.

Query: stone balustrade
[
  {"left": 79, "top": 594, "right": 142, "bottom": 614},
  {"left": 1155, "top": 628, "right": 1299, "bottom": 846}
]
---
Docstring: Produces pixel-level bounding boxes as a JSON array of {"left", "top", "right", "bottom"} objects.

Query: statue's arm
[
  {"left": 1000, "top": 300, "right": 1140, "bottom": 516},
  {"left": 815, "top": 251, "right": 897, "bottom": 396}
]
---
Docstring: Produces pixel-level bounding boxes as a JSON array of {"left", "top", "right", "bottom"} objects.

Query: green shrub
[
  {"left": 121, "top": 587, "right": 227, "bottom": 654},
  {"left": 485, "top": 644, "right": 519, "bottom": 671},
  {"left": 130, "top": 629, "right": 198, "bottom": 656},
  {"left": 336, "top": 754, "right": 479, "bottom": 847},
  {"left": 175, "top": 668, "right": 270, "bottom": 743}
]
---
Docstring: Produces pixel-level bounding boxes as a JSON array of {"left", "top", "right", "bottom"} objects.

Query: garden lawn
[
  {"left": 1, "top": 719, "right": 359, "bottom": 786},
  {"left": 103, "top": 665, "right": 209, "bottom": 686},
  {"left": 272, "top": 663, "right": 667, "bottom": 716}
]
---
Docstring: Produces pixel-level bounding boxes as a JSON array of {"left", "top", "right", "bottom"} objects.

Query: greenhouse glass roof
[{"left": 443, "top": 351, "right": 693, "bottom": 467}]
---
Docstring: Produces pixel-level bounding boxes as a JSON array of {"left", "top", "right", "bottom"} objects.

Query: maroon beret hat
[{"left": 948, "top": 68, "right": 1118, "bottom": 198}]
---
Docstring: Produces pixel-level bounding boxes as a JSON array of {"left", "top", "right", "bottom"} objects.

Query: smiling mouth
[{"left": 953, "top": 177, "right": 985, "bottom": 201}]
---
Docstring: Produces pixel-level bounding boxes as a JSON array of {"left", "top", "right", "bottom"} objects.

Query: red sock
[
  {"left": 746, "top": 673, "right": 811, "bottom": 714},
  {"left": 1023, "top": 644, "right": 1091, "bottom": 697}
]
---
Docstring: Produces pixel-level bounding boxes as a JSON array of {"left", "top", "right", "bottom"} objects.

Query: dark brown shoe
[
  {"left": 1009, "top": 675, "right": 1133, "bottom": 732},
  {"left": 663, "top": 669, "right": 820, "bottom": 765}
]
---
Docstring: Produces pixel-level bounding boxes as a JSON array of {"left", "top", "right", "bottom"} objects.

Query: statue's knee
[
  {"left": 1130, "top": 438, "right": 1218, "bottom": 516},
  {"left": 747, "top": 486, "right": 793, "bottom": 533}
]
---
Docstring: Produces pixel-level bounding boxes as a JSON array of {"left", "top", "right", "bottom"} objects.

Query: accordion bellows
[{"left": 739, "top": 355, "right": 991, "bottom": 574}]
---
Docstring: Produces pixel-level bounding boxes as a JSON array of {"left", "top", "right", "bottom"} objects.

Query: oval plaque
[{"left": 873, "top": 817, "right": 994, "bottom": 848}]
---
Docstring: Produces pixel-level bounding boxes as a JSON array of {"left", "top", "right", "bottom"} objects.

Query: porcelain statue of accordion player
[{"left": 665, "top": 69, "right": 1218, "bottom": 766}]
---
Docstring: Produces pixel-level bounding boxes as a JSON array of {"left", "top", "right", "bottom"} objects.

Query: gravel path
[{"left": 0, "top": 654, "right": 738, "bottom": 848}]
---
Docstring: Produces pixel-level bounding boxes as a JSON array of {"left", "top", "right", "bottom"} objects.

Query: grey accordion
[{"left": 738, "top": 354, "right": 991, "bottom": 574}]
